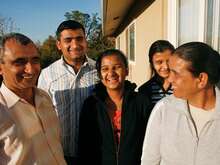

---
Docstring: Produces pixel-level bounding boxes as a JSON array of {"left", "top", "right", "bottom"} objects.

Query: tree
[
  {"left": 0, "top": 15, "right": 18, "bottom": 38},
  {"left": 64, "top": 10, "right": 114, "bottom": 59},
  {"left": 0, "top": 15, "right": 18, "bottom": 85},
  {"left": 38, "top": 10, "right": 115, "bottom": 68},
  {"left": 38, "top": 35, "right": 61, "bottom": 68}
]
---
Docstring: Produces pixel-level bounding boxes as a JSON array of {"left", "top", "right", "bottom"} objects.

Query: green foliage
[{"left": 38, "top": 35, "right": 61, "bottom": 68}]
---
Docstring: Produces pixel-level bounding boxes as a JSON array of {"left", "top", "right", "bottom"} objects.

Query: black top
[
  {"left": 78, "top": 81, "right": 151, "bottom": 165},
  {"left": 138, "top": 75, "right": 172, "bottom": 110}
]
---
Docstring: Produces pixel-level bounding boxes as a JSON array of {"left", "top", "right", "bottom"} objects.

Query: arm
[
  {"left": 37, "top": 70, "right": 49, "bottom": 93},
  {"left": 78, "top": 97, "right": 101, "bottom": 165},
  {"left": 0, "top": 103, "right": 13, "bottom": 164},
  {"left": 141, "top": 102, "right": 163, "bottom": 165}
]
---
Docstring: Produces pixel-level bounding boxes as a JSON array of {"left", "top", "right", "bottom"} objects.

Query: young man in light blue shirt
[{"left": 38, "top": 20, "right": 99, "bottom": 165}]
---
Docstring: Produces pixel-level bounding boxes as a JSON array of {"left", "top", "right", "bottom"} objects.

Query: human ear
[
  {"left": 56, "top": 40, "right": 62, "bottom": 50},
  {"left": 197, "top": 72, "right": 208, "bottom": 88}
]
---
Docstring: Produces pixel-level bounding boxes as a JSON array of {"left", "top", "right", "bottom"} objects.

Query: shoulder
[
  {"left": 41, "top": 59, "right": 63, "bottom": 74},
  {"left": 152, "top": 94, "right": 186, "bottom": 117},
  {"left": 35, "top": 88, "right": 53, "bottom": 102},
  {"left": 87, "top": 57, "right": 96, "bottom": 67},
  {"left": 138, "top": 77, "right": 158, "bottom": 92},
  {"left": 82, "top": 94, "right": 101, "bottom": 112},
  {"left": 85, "top": 58, "right": 98, "bottom": 75},
  {"left": 125, "top": 91, "right": 150, "bottom": 110},
  {"left": 39, "top": 58, "right": 67, "bottom": 82},
  {"left": 84, "top": 94, "right": 98, "bottom": 105}
]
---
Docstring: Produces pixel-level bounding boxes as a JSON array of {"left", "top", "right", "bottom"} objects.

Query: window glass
[
  {"left": 206, "top": 0, "right": 214, "bottom": 46},
  {"left": 116, "top": 37, "right": 120, "bottom": 49},
  {"left": 129, "top": 23, "right": 135, "bottom": 61},
  {"left": 178, "top": 0, "right": 199, "bottom": 45}
]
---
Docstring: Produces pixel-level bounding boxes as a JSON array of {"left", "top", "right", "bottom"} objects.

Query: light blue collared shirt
[{"left": 38, "top": 56, "right": 99, "bottom": 157}]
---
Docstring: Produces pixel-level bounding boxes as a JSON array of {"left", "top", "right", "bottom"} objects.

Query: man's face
[
  {"left": 56, "top": 29, "right": 87, "bottom": 65},
  {"left": 100, "top": 55, "right": 128, "bottom": 91},
  {"left": 0, "top": 39, "right": 40, "bottom": 94},
  {"left": 168, "top": 55, "right": 200, "bottom": 100}
]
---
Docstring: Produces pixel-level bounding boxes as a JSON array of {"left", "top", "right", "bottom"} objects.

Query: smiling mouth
[
  {"left": 23, "top": 75, "right": 34, "bottom": 79},
  {"left": 107, "top": 78, "right": 119, "bottom": 83}
]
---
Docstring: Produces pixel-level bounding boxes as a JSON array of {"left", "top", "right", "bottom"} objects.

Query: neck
[
  {"left": 163, "top": 78, "right": 171, "bottom": 90},
  {"left": 188, "top": 86, "right": 216, "bottom": 110},
  {"left": 64, "top": 56, "right": 86, "bottom": 73},
  {"left": 72, "top": 62, "right": 83, "bottom": 73},
  {"left": 106, "top": 88, "right": 124, "bottom": 110},
  {"left": 15, "top": 87, "right": 35, "bottom": 106}
]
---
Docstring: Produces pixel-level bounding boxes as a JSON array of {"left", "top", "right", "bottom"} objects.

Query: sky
[{"left": 0, "top": 0, "right": 101, "bottom": 42}]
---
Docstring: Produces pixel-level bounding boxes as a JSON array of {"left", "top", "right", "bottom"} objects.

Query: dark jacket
[
  {"left": 78, "top": 81, "right": 151, "bottom": 165},
  {"left": 138, "top": 75, "right": 172, "bottom": 110}
]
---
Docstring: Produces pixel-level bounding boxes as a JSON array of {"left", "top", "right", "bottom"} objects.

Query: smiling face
[
  {"left": 56, "top": 28, "right": 87, "bottom": 65},
  {"left": 152, "top": 49, "right": 172, "bottom": 78},
  {"left": 100, "top": 54, "right": 128, "bottom": 91},
  {"left": 0, "top": 39, "right": 40, "bottom": 94},
  {"left": 168, "top": 55, "right": 201, "bottom": 100}
]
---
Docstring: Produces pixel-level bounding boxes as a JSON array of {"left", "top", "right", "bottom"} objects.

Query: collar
[
  {"left": 171, "top": 86, "right": 220, "bottom": 119},
  {"left": 0, "top": 83, "right": 20, "bottom": 108},
  {"left": 61, "top": 55, "right": 96, "bottom": 68}
]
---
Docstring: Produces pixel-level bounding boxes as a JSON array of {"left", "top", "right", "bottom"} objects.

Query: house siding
[{"left": 116, "top": 0, "right": 168, "bottom": 87}]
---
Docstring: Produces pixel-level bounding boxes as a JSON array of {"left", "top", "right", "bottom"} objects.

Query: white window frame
[
  {"left": 127, "top": 21, "right": 136, "bottom": 64},
  {"left": 116, "top": 36, "right": 120, "bottom": 49},
  {"left": 167, "top": 0, "right": 220, "bottom": 50},
  {"left": 208, "top": 0, "right": 220, "bottom": 49}
]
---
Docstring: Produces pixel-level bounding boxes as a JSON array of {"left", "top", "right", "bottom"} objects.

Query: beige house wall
[{"left": 116, "top": 0, "right": 168, "bottom": 87}]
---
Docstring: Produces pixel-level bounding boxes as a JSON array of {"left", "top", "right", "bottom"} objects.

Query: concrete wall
[{"left": 116, "top": 0, "right": 168, "bottom": 87}]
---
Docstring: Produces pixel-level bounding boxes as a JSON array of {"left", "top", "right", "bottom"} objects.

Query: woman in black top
[
  {"left": 78, "top": 49, "right": 151, "bottom": 165},
  {"left": 139, "top": 40, "right": 175, "bottom": 110}
]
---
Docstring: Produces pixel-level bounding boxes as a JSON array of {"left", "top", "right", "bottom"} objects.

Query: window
[
  {"left": 116, "top": 37, "right": 120, "bottom": 49},
  {"left": 168, "top": 0, "right": 220, "bottom": 52},
  {"left": 205, "top": 0, "right": 214, "bottom": 46},
  {"left": 125, "top": 29, "right": 128, "bottom": 57},
  {"left": 128, "top": 23, "right": 135, "bottom": 62},
  {"left": 205, "top": 0, "right": 220, "bottom": 51},
  {"left": 178, "top": 0, "right": 200, "bottom": 45}
]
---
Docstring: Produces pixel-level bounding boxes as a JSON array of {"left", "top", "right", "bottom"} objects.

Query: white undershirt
[{"left": 189, "top": 104, "right": 215, "bottom": 136}]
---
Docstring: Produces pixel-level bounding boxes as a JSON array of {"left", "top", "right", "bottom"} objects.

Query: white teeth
[
  {"left": 108, "top": 78, "right": 117, "bottom": 81},
  {"left": 23, "top": 76, "right": 33, "bottom": 79}
]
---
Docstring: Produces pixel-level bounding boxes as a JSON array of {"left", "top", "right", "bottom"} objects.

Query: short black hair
[
  {"left": 56, "top": 20, "right": 85, "bottom": 40},
  {"left": 96, "top": 49, "right": 128, "bottom": 78},
  {"left": 174, "top": 42, "right": 220, "bottom": 85},
  {"left": 148, "top": 40, "right": 175, "bottom": 76}
]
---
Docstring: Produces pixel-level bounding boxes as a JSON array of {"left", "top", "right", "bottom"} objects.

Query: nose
[
  {"left": 162, "top": 61, "right": 169, "bottom": 69},
  {"left": 24, "top": 62, "right": 33, "bottom": 73},
  {"left": 71, "top": 39, "right": 80, "bottom": 48},
  {"left": 108, "top": 68, "right": 117, "bottom": 77}
]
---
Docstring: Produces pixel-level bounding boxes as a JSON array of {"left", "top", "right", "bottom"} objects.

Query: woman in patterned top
[
  {"left": 139, "top": 40, "right": 175, "bottom": 110},
  {"left": 78, "top": 49, "right": 151, "bottom": 165}
]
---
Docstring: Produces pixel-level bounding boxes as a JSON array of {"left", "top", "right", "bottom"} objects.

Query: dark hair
[
  {"left": 96, "top": 49, "right": 128, "bottom": 78},
  {"left": 0, "top": 33, "right": 34, "bottom": 62},
  {"left": 148, "top": 40, "right": 175, "bottom": 76},
  {"left": 174, "top": 42, "right": 220, "bottom": 85},
  {"left": 56, "top": 20, "right": 85, "bottom": 40}
]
